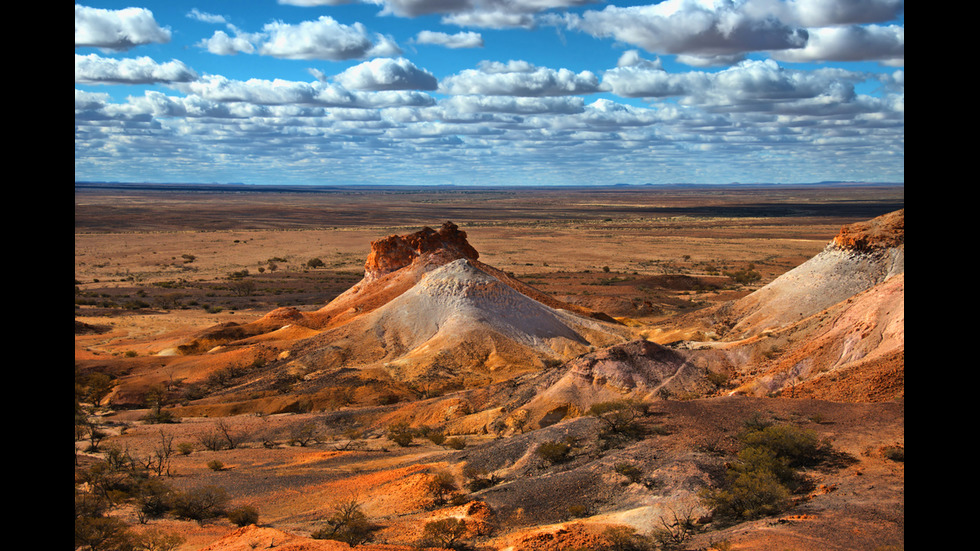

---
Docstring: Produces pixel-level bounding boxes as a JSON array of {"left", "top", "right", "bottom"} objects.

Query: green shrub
[{"left": 700, "top": 420, "right": 829, "bottom": 523}]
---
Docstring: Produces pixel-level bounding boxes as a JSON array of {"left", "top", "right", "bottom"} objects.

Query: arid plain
[{"left": 75, "top": 183, "right": 904, "bottom": 551}]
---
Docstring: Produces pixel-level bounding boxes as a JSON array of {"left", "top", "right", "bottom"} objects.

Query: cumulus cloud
[
  {"left": 415, "top": 30, "right": 484, "bottom": 48},
  {"left": 440, "top": 95, "right": 586, "bottom": 115},
  {"left": 260, "top": 17, "right": 402, "bottom": 59},
  {"left": 181, "top": 74, "right": 435, "bottom": 109},
  {"left": 370, "top": 0, "right": 593, "bottom": 19},
  {"left": 743, "top": 0, "right": 905, "bottom": 27},
  {"left": 75, "top": 54, "right": 198, "bottom": 85},
  {"left": 770, "top": 25, "right": 904, "bottom": 65},
  {"left": 560, "top": 0, "right": 808, "bottom": 62},
  {"left": 198, "top": 29, "right": 260, "bottom": 55},
  {"left": 334, "top": 58, "right": 438, "bottom": 91},
  {"left": 440, "top": 61, "right": 603, "bottom": 96},
  {"left": 556, "top": 0, "right": 903, "bottom": 64},
  {"left": 75, "top": 5, "right": 172, "bottom": 51},
  {"left": 197, "top": 16, "right": 402, "bottom": 60},
  {"left": 602, "top": 58, "right": 887, "bottom": 117}
]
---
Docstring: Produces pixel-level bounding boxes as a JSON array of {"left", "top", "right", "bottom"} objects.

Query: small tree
[
  {"left": 420, "top": 518, "right": 469, "bottom": 550},
  {"left": 86, "top": 372, "right": 117, "bottom": 408},
  {"left": 588, "top": 400, "right": 648, "bottom": 442},
  {"left": 312, "top": 497, "right": 377, "bottom": 547},
  {"left": 172, "top": 486, "right": 229, "bottom": 522}
]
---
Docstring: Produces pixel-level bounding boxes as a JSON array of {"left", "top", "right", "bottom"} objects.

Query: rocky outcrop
[
  {"left": 831, "top": 208, "right": 904, "bottom": 251},
  {"left": 364, "top": 221, "right": 479, "bottom": 280}
]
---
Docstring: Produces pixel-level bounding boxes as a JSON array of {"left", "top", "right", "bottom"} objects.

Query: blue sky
[{"left": 75, "top": 1, "right": 904, "bottom": 186}]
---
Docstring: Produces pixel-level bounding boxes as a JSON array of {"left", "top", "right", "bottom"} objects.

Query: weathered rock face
[
  {"left": 364, "top": 221, "right": 479, "bottom": 279},
  {"left": 832, "top": 209, "right": 904, "bottom": 251}
]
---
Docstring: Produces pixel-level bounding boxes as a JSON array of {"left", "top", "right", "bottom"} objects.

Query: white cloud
[
  {"left": 369, "top": 0, "right": 592, "bottom": 19},
  {"left": 187, "top": 9, "right": 227, "bottom": 25},
  {"left": 334, "top": 58, "right": 438, "bottom": 91},
  {"left": 560, "top": 0, "right": 808, "bottom": 61},
  {"left": 415, "top": 30, "right": 484, "bottom": 49},
  {"left": 181, "top": 75, "right": 435, "bottom": 109},
  {"left": 440, "top": 61, "right": 603, "bottom": 96},
  {"left": 744, "top": 0, "right": 905, "bottom": 27},
  {"left": 605, "top": 59, "right": 841, "bottom": 100},
  {"left": 75, "top": 54, "right": 198, "bottom": 85},
  {"left": 198, "top": 16, "right": 402, "bottom": 60},
  {"left": 770, "top": 25, "right": 904, "bottom": 65},
  {"left": 198, "top": 29, "right": 259, "bottom": 55},
  {"left": 75, "top": 5, "right": 172, "bottom": 51},
  {"left": 440, "top": 95, "right": 586, "bottom": 115},
  {"left": 259, "top": 17, "right": 401, "bottom": 60}
]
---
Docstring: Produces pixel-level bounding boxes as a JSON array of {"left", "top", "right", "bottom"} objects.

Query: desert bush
[
  {"left": 426, "top": 470, "right": 460, "bottom": 506},
  {"left": 700, "top": 420, "right": 829, "bottom": 523},
  {"left": 420, "top": 518, "right": 470, "bottom": 550},
  {"left": 288, "top": 422, "right": 323, "bottom": 446},
  {"left": 535, "top": 440, "right": 572, "bottom": 464},
  {"left": 386, "top": 422, "right": 415, "bottom": 447},
  {"left": 418, "top": 426, "right": 445, "bottom": 445},
  {"left": 602, "top": 525, "right": 654, "bottom": 551},
  {"left": 306, "top": 257, "right": 325, "bottom": 269},
  {"left": 74, "top": 514, "right": 135, "bottom": 551},
  {"left": 227, "top": 505, "right": 260, "bottom": 527},
  {"left": 463, "top": 467, "right": 500, "bottom": 492},
  {"left": 589, "top": 400, "right": 650, "bottom": 446},
  {"left": 197, "top": 420, "right": 242, "bottom": 451},
  {"left": 134, "top": 478, "right": 175, "bottom": 523},
  {"left": 311, "top": 497, "right": 377, "bottom": 547},
  {"left": 206, "top": 460, "right": 224, "bottom": 471},
  {"left": 171, "top": 486, "right": 229, "bottom": 522},
  {"left": 132, "top": 527, "right": 185, "bottom": 551},
  {"left": 650, "top": 508, "right": 702, "bottom": 550}
]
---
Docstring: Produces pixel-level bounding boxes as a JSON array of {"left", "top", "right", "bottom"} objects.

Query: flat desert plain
[{"left": 75, "top": 183, "right": 903, "bottom": 334}]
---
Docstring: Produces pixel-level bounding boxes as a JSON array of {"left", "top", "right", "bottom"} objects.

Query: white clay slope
[{"left": 367, "top": 258, "right": 631, "bottom": 362}]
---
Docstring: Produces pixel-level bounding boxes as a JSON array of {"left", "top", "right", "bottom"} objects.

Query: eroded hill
[{"left": 75, "top": 211, "right": 904, "bottom": 551}]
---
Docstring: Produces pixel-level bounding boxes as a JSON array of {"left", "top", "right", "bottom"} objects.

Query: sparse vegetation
[
  {"left": 385, "top": 422, "right": 415, "bottom": 447},
  {"left": 700, "top": 418, "right": 830, "bottom": 523},
  {"left": 588, "top": 399, "right": 651, "bottom": 446},
  {"left": 420, "top": 517, "right": 470, "bottom": 550},
  {"left": 535, "top": 439, "right": 573, "bottom": 464},
  {"left": 227, "top": 505, "right": 260, "bottom": 527},
  {"left": 171, "top": 485, "right": 230, "bottom": 522},
  {"left": 311, "top": 497, "right": 377, "bottom": 547}
]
